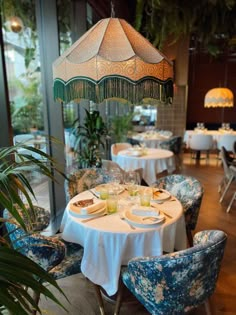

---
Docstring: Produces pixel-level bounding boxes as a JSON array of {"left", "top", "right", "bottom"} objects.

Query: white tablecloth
[
  {"left": 131, "top": 131, "right": 172, "bottom": 148},
  {"left": 60, "top": 189, "right": 187, "bottom": 296},
  {"left": 116, "top": 148, "right": 175, "bottom": 185}
]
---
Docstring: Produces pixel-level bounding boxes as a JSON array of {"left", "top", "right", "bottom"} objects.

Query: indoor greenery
[
  {"left": 135, "top": 0, "right": 236, "bottom": 56},
  {"left": 72, "top": 109, "right": 108, "bottom": 168},
  {"left": 0, "top": 143, "right": 66, "bottom": 314},
  {"left": 109, "top": 111, "right": 134, "bottom": 143}
]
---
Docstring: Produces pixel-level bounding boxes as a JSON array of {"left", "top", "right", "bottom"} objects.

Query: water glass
[
  {"left": 140, "top": 189, "right": 152, "bottom": 206},
  {"left": 107, "top": 191, "right": 118, "bottom": 214},
  {"left": 127, "top": 183, "right": 139, "bottom": 197},
  {"left": 99, "top": 187, "right": 109, "bottom": 200}
]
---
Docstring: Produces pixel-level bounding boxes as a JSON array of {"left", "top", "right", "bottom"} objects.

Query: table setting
[{"left": 60, "top": 179, "right": 187, "bottom": 296}]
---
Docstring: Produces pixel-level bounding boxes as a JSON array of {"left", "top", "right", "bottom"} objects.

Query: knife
[{"left": 89, "top": 189, "right": 99, "bottom": 199}]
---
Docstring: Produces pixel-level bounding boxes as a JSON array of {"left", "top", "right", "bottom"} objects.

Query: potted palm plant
[
  {"left": 72, "top": 109, "right": 108, "bottom": 168},
  {"left": 0, "top": 142, "right": 67, "bottom": 314}
]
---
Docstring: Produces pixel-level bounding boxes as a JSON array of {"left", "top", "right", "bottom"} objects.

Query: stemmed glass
[
  {"left": 109, "top": 169, "right": 123, "bottom": 194},
  {"left": 124, "top": 170, "right": 140, "bottom": 198}
]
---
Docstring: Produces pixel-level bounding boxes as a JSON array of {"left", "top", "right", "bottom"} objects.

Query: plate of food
[
  {"left": 68, "top": 199, "right": 106, "bottom": 218},
  {"left": 152, "top": 189, "right": 171, "bottom": 203},
  {"left": 123, "top": 208, "right": 165, "bottom": 228}
]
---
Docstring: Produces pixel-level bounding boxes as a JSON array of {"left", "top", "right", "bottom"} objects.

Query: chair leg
[
  {"left": 114, "top": 280, "right": 125, "bottom": 315},
  {"left": 31, "top": 290, "right": 40, "bottom": 315},
  {"left": 226, "top": 191, "right": 236, "bottom": 213},
  {"left": 92, "top": 283, "right": 106, "bottom": 315},
  {"left": 204, "top": 298, "right": 213, "bottom": 315},
  {"left": 186, "top": 228, "right": 193, "bottom": 247},
  {"left": 219, "top": 175, "right": 234, "bottom": 202}
]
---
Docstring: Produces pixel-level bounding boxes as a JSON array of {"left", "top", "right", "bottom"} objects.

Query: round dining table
[
  {"left": 116, "top": 148, "right": 176, "bottom": 185},
  {"left": 130, "top": 132, "right": 173, "bottom": 148},
  {"left": 60, "top": 188, "right": 187, "bottom": 297}
]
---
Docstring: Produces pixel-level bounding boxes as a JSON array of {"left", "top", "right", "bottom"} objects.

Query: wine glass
[
  {"left": 109, "top": 168, "right": 123, "bottom": 194},
  {"left": 124, "top": 170, "right": 140, "bottom": 197}
]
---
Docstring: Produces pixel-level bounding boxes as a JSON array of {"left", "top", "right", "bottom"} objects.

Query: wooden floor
[{"left": 38, "top": 153, "right": 236, "bottom": 315}]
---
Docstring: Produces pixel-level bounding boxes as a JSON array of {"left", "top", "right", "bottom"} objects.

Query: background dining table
[
  {"left": 116, "top": 148, "right": 176, "bottom": 185},
  {"left": 60, "top": 188, "right": 187, "bottom": 297},
  {"left": 130, "top": 130, "right": 173, "bottom": 148}
]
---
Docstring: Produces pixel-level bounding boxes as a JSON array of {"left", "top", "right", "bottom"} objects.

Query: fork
[{"left": 119, "top": 214, "right": 136, "bottom": 230}]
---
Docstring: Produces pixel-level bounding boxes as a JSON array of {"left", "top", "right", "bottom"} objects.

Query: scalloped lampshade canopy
[
  {"left": 204, "top": 88, "right": 234, "bottom": 108},
  {"left": 53, "top": 18, "right": 173, "bottom": 105}
]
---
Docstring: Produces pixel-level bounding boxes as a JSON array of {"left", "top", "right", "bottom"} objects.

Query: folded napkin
[
  {"left": 80, "top": 200, "right": 106, "bottom": 215},
  {"left": 131, "top": 206, "right": 159, "bottom": 217}
]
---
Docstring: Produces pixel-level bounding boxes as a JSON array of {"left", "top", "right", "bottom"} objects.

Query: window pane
[{"left": 1, "top": 0, "right": 50, "bottom": 212}]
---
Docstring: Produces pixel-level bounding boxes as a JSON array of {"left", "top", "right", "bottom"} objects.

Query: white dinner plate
[
  {"left": 94, "top": 184, "right": 124, "bottom": 196},
  {"left": 68, "top": 203, "right": 106, "bottom": 218},
  {"left": 124, "top": 209, "right": 165, "bottom": 228},
  {"left": 152, "top": 189, "right": 171, "bottom": 203},
  {"left": 128, "top": 150, "right": 143, "bottom": 157}
]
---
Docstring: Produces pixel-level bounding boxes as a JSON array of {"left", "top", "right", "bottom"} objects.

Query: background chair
[
  {"left": 217, "top": 134, "right": 236, "bottom": 153},
  {"left": 159, "top": 135, "right": 183, "bottom": 170},
  {"left": 188, "top": 134, "right": 213, "bottom": 161},
  {"left": 116, "top": 230, "right": 227, "bottom": 315},
  {"left": 111, "top": 142, "right": 132, "bottom": 162},
  {"left": 226, "top": 191, "right": 236, "bottom": 213},
  {"left": 218, "top": 146, "right": 236, "bottom": 204},
  {"left": 3, "top": 206, "right": 83, "bottom": 313},
  {"left": 154, "top": 174, "right": 204, "bottom": 246},
  {"left": 64, "top": 167, "right": 110, "bottom": 202}
]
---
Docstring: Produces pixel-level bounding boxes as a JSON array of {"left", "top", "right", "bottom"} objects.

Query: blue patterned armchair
[
  {"left": 153, "top": 174, "right": 204, "bottom": 246},
  {"left": 3, "top": 205, "right": 83, "bottom": 310},
  {"left": 159, "top": 136, "right": 183, "bottom": 170},
  {"left": 116, "top": 230, "right": 227, "bottom": 315},
  {"left": 64, "top": 167, "right": 110, "bottom": 202}
]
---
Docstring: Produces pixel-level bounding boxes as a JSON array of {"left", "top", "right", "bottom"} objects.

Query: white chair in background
[
  {"left": 111, "top": 142, "right": 132, "bottom": 162},
  {"left": 217, "top": 134, "right": 236, "bottom": 153},
  {"left": 188, "top": 134, "right": 214, "bottom": 161},
  {"left": 218, "top": 146, "right": 236, "bottom": 204},
  {"left": 226, "top": 191, "right": 236, "bottom": 213}
]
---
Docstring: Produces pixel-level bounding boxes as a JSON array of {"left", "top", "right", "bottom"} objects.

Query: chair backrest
[
  {"left": 3, "top": 207, "right": 63, "bottom": 271},
  {"left": 159, "top": 136, "right": 182, "bottom": 154},
  {"left": 111, "top": 142, "right": 132, "bottom": 161},
  {"left": 217, "top": 134, "right": 236, "bottom": 152},
  {"left": 154, "top": 174, "right": 204, "bottom": 230},
  {"left": 220, "top": 146, "right": 235, "bottom": 180},
  {"left": 101, "top": 159, "right": 124, "bottom": 173},
  {"left": 123, "top": 230, "right": 227, "bottom": 315},
  {"left": 64, "top": 168, "right": 110, "bottom": 202},
  {"left": 189, "top": 134, "right": 213, "bottom": 151}
]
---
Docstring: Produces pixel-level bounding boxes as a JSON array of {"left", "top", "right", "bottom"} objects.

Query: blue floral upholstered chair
[
  {"left": 3, "top": 205, "right": 83, "bottom": 312},
  {"left": 159, "top": 136, "right": 183, "bottom": 170},
  {"left": 115, "top": 230, "right": 227, "bottom": 315},
  {"left": 64, "top": 167, "right": 110, "bottom": 202},
  {"left": 153, "top": 174, "right": 204, "bottom": 246}
]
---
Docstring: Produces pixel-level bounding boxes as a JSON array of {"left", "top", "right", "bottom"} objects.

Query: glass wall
[
  {"left": 0, "top": 0, "right": 93, "bottom": 231},
  {"left": 1, "top": 0, "right": 50, "bottom": 209}
]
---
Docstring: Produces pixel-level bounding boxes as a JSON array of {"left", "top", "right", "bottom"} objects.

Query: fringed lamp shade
[
  {"left": 53, "top": 18, "right": 174, "bottom": 105},
  {"left": 204, "top": 88, "right": 234, "bottom": 108}
]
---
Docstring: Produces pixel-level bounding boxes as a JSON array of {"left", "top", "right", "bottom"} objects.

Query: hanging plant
[{"left": 135, "top": 0, "right": 236, "bottom": 55}]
